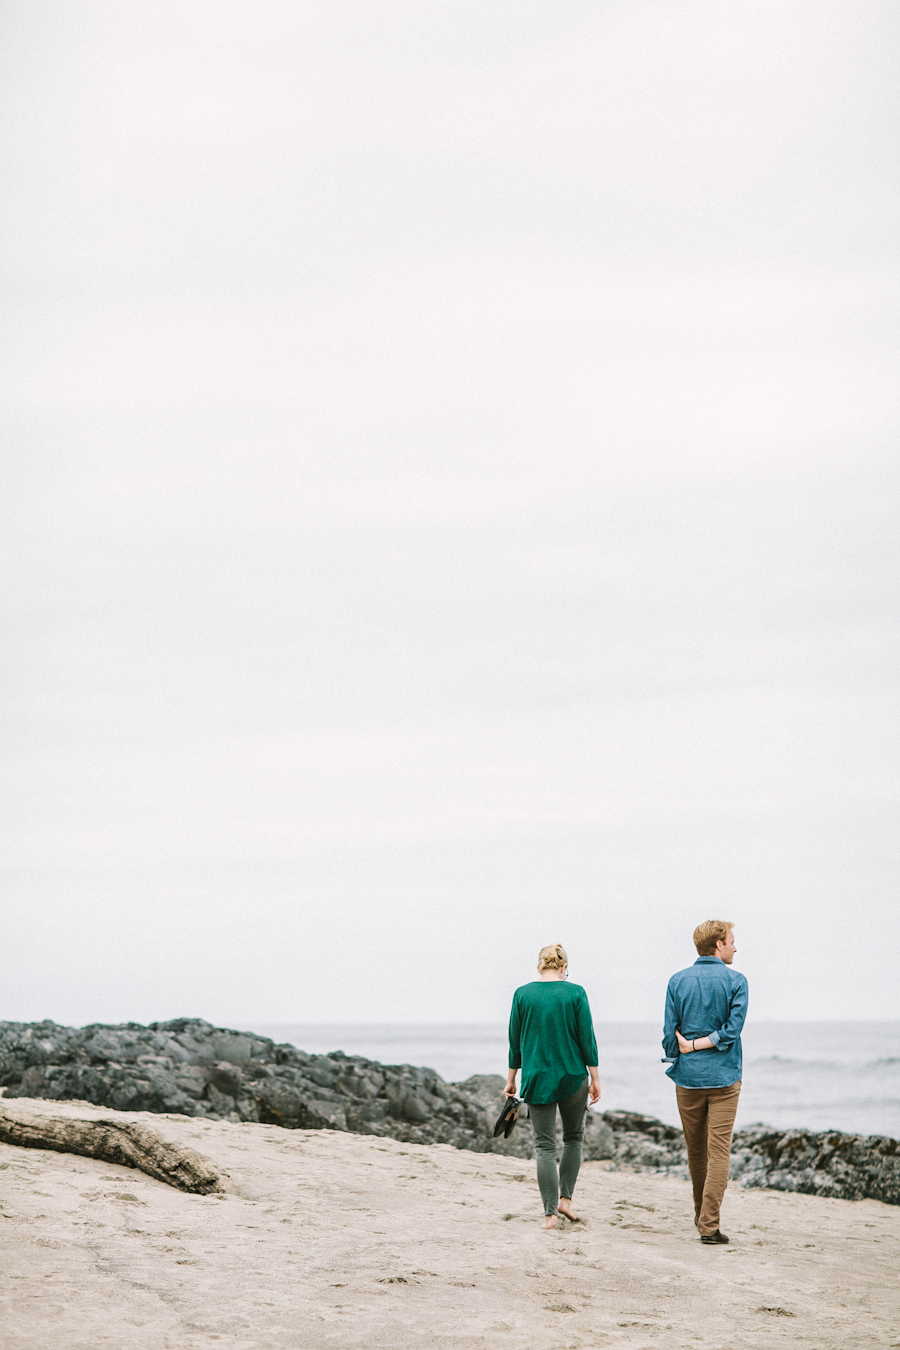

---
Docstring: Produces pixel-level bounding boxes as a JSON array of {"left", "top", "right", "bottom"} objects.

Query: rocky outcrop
[
  {"left": 0, "top": 1018, "right": 557, "bottom": 1155},
  {"left": 599, "top": 1110, "right": 689, "bottom": 1174},
  {"left": 1, "top": 1020, "right": 896, "bottom": 1205},
  {"left": 729, "top": 1125, "right": 900, "bottom": 1205},
  {"left": 0, "top": 1019, "right": 617, "bottom": 1160},
  {"left": 0, "top": 1100, "right": 222, "bottom": 1192},
  {"left": 578, "top": 1108, "right": 900, "bottom": 1207}
]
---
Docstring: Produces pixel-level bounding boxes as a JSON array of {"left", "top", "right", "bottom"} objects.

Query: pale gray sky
[{"left": 1, "top": 1, "right": 898, "bottom": 1028}]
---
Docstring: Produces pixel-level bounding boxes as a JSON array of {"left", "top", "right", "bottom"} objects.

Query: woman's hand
[
  {"left": 503, "top": 1070, "right": 519, "bottom": 1098},
  {"left": 588, "top": 1067, "right": 601, "bottom": 1105}
]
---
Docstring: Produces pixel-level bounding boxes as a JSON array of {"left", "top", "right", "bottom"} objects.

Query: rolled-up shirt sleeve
[
  {"left": 709, "top": 975, "right": 748, "bottom": 1051},
  {"left": 508, "top": 991, "right": 522, "bottom": 1070},
  {"left": 661, "top": 979, "right": 679, "bottom": 1062}
]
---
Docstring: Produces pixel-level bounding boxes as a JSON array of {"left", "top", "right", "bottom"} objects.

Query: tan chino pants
[{"left": 675, "top": 1080, "right": 741, "bottom": 1236}]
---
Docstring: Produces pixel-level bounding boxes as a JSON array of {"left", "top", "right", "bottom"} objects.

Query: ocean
[{"left": 244, "top": 1021, "right": 900, "bottom": 1140}]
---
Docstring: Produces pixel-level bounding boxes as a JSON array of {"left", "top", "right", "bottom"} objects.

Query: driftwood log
[{"left": 0, "top": 1104, "right": 222, "bottom": 1193}]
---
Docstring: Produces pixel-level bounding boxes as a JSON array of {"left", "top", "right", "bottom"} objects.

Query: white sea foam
[{"left": 244, "top": 1020, "right": 900, "bottom": 1139}]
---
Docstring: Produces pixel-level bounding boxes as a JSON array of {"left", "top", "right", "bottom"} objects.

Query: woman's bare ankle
[{"left": 543, "top": 1213, "right": 558, "bottom": 1229}]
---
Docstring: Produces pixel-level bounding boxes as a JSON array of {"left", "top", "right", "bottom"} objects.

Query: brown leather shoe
[{"left": 700, "top": 1230, "right": 730, "bottom": 1244}]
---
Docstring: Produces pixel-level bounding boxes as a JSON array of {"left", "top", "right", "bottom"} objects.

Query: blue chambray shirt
[{"left": 662, "top": 956, "right": 748, "bottom": 1088}]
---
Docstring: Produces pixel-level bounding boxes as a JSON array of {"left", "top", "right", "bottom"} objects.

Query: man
[{"left": 662, "top": 920, "right": 748, "bottom": 1245}]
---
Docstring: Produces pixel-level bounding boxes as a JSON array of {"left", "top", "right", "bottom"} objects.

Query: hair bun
[{"left": 537, "top": 943, "right": 568, "bottom": 972}]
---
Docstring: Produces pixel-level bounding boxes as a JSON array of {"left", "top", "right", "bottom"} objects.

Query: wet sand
[{"left": 1, "top": 1099, "right": 897, "bottom": 1349}]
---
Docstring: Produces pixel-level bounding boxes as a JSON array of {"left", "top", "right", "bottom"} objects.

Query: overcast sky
[{"left": 1, "top": 1, "right": 898, "bottom": 1030}]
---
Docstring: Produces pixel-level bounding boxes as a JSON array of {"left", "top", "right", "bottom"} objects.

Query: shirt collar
[{"left": 693, "top": 956, "right": 721, "bottom": 964}]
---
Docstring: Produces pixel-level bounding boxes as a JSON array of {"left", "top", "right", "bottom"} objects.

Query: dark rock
[
  {"left": 207, "top": 1063, "right": 242, "bottom": 1097},
  {"left": 602, "top": 1110, "right": 683, "bottom": 1144},
  {"left": 598, "top": 1111, "right": 900, "bottom": 1207},
  {"left": 729, "top": 1125, "right": 900, "bottom": 1206},
  {"left": 598, "top": 1109, "right": 689, "bottom": 1174},
  {"left": 1, "top": 1019, "right": 895, "bottom": 1205},
  {"left": 0, "top": 1019, "right": 511, "bottom": 1152}
]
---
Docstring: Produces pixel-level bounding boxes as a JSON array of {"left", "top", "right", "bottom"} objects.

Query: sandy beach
[{"left": 0, "top": 1100, "right": 897, "bottom": 1350}]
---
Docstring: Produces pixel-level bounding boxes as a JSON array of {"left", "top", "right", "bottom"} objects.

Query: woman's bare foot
[
  {"left": 543, "top": 1214, "right": 558, "bottom": 1229},
  {"left": 558, "top": 1199, "right": 579, "bottom": 1222}
]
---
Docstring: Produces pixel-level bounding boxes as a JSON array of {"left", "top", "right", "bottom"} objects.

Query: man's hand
[{"left": 676, "top": 1030, "right": 714, "bottom": 1053}]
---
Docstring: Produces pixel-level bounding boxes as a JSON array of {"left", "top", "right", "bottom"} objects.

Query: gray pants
[{"left": 528, "top": 1078, "right": 590, "bottom": 1216}]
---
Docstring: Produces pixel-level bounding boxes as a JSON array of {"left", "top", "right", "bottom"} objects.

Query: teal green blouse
[{"left": 508, "top": 980, "right": 599, "bottom": 1105}]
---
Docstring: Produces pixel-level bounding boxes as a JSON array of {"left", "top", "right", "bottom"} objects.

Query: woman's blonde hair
[{"left": 537, "top": 943, "right": 568, "bottom": 972}]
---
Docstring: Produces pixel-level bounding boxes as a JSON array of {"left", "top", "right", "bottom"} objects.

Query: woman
[{"left": 504, "top": 943, "right": 601, "bottom": 1228}]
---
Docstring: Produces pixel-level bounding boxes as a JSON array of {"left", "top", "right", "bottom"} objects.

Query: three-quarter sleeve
[
  {"left": 575, "top": 988, "right": 598, "bottom": 1065},
  {"left": 508, "top": 990, "right": 522, "bottom": 1069}
]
